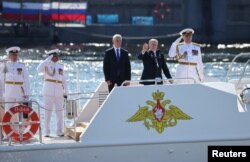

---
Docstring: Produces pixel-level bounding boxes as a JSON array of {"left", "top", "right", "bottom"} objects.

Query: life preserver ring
[
  {"left": 153, "top": 2, "right": 171, "bottom": 20},
  {"left": 2, "top": 105, "right": 40, "bottom": 142}
]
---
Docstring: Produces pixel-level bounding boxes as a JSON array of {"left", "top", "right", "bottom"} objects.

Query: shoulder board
[
  {"left": 18, "top": 62, "right": 25, "bottom": 66},
  {"left": 177, "top": 42, "right": 184, "bottom": 46},
  {"left": 192, "top": 42, "right": 202, "bottom": 47}
]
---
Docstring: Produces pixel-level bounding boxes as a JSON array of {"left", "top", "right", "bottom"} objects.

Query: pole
[
  {"left": 75, "top": 69, "right": 80, "bottom": 138},
  {"left": 77, "top": 69, "right": 80, "bottom": 116}
]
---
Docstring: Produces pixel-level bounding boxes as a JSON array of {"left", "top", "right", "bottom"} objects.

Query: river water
[{"left": 0, "top": 45, "right": 250, "bottom": 135}]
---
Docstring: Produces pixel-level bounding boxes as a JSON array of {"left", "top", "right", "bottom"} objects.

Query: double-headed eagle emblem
[{"left": 127, "top": 90, "right": 192, "bottom": 134}]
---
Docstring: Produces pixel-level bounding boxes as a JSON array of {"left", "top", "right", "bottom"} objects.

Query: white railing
[
  {"left": 121, "top": 77, "right": 196, "bottom": 86},
  {"left": 226, "top": 53, "right": 250, "bottom": 89},
  {"left": 65, "top": 94, "right": 99, "bottom": 140}
]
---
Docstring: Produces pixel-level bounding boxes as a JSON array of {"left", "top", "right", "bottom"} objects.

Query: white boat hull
[
  {"left": 1, "top": 140, "right": 250, "bottom": 162},
  {"left": 1, "top": 82, "right": 250, "bottom": 162}
]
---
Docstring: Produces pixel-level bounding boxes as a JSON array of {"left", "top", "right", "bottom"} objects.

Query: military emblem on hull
[{"left": 127, "top": 90, "right": 192, "bottom": 134}]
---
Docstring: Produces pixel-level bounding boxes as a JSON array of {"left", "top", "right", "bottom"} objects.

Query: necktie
[
  {"left": 116, "top": 49, "right": 120, "bottom": 60},
  {"left": 154, "top": 54, "right": 159, "bottom": 68}
]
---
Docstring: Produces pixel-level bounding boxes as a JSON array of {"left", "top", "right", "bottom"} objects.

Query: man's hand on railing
[
  {"left": 106, "top": 80, "right": 112, "bottom": 86},
  {"left": 169, "top": 79, "right": 174, "bottom": 84},
  {"left": 123, "top": 82, "right": 130, "bottom": 86}
]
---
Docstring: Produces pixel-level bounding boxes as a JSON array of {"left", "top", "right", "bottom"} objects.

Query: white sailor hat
[
  {"left": 180, "top": 28, "right": 194, "bottom": 35},
  {"left": 47, "top": 49, "right": 60, "bottom": 56},
  {"left": 6, "top": 46, "right": 21, "bottom": 54}
]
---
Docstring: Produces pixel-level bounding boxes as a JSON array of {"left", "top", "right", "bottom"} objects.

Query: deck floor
[{"left": 0, "top": 134, "right": 77, "bottom": 146}]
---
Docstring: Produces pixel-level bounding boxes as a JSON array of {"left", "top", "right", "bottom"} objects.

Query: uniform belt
[
  {"left": 178, "top": 62, "right": 197, "bottom": 66},
  {"left": 45, "top": 79, "right": 62, "bottom": 84},
  {"left": 5, "top": 81, "right": 23, "bottom": 85}
]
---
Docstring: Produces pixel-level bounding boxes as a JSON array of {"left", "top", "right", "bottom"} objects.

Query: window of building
[
  {"left": 132, "top": 16, "right": 153, "bottom": 25},
  {"left": 97, "top": 14, "right": 119, "bottom": 24},
  {"left": 86, "top": 15, "right": 92, "bottom": 25}
]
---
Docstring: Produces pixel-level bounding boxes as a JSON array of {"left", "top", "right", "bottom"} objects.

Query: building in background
[{"left": 0, "top": 0, "right": 250, "bottom": 45}]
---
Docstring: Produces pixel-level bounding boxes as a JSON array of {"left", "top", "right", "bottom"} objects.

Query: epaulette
[
  {"left": 192, "top": 42, "right": 202, "bottom": 47},
  {"left": 177, "top": 42, "right": 184, "bottom": 46},
  {"left": 18, "top": 62, "right": 25, "bottom": 66}
]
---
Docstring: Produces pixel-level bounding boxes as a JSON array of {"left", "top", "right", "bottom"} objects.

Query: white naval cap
[
  {"left": 6, "top": 46, "right": 21, "bottom": 54},
  {"left": 47, "top": 49, "right": 60, "bottom": 55},
  {"left": 180, "top": 28, "right": 194, "bottom": 35}
]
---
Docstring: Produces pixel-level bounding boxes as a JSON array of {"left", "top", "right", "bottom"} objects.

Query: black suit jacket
[
  {"left": 138, "top": 50, "right": 172, "bottom": 85},
  {"left": 103, "top": 47, "right": 131, "bottom": 85}
]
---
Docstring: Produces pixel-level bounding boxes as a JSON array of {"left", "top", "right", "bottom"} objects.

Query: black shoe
[
  {"left": 2, "top": 137, "right": 9, "bottom": 141},
  {"left": 44, "top": 135, "right": 50, "bottom": 137},
  {"left": 57, "top": 134, "right": 64, "bottom": 137}
]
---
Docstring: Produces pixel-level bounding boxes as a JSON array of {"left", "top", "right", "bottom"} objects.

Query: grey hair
[
  {"left": 113, "top": 34, "right": 122, "bottom": 41},
  {"left": 149, "top": 39, "right": 158, "bottom": 45}
]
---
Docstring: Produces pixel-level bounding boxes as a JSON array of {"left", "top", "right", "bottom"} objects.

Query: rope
[
  {"left": 62, "top": 28, "right": 180, "bottom": 40},
  {"left": 0, "top": 97, "right": 99, "bottom": 112},
  {"left": 38, "top": 97, "right": 99, "bottom": 111}
]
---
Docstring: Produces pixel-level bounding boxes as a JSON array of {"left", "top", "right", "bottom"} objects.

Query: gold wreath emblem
[{"left": 127, "top": 90, "right": 192, "bottom": 134}]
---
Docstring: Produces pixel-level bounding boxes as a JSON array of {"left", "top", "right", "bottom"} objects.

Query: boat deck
[
  {"left": 0, "top": 134, "right": 77, "bottom": 146},
  {"left": 42, "top": 135, "right": 77, "bottom": 144}
]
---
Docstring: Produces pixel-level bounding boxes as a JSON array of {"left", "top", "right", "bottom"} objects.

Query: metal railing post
[
  {"left": 236, "top": 59, "right": 250, "bottom": 89},
  {"left": 121, "top": 78, "right": 196, "bottom": 86},
  {"left": 226, "top": 53, "right": 250, "bottom": 82},
  {"left": 0, "top": 123, "right": 2, "bottom": 145}
]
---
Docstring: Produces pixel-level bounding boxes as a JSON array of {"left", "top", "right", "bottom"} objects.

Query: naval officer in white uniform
[
  {"left": 0, "top": 46, "right": 30, "bottom": 110},
  {"left": 37, "top": 49, "right": 68, "bottom": 137},
  {"left": 168, "top": 28, "right": 204, "bottom": 83}
]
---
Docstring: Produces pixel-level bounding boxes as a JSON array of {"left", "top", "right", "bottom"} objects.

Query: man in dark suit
[
  {"left": 103, "top": 34, "right": 131, "bottom": 92},
  {"left": 138, "top": 39, "right": 172, "bottom": 85}
]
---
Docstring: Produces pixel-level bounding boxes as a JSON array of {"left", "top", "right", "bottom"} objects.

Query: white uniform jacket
[
  {"left": 37, "top": 57, "right": 68, "bottom": 97},
  {"left": 169, "top": 42, "right": 204, "bottom": 82},
  {"left": 0, "top": 61, "right": 30, "bottom": 98}
]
